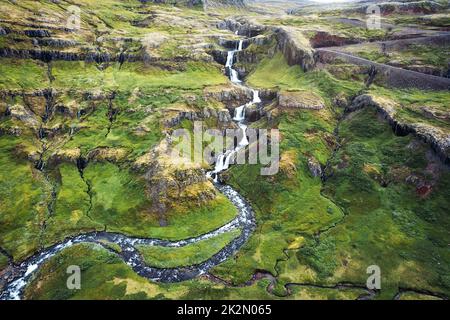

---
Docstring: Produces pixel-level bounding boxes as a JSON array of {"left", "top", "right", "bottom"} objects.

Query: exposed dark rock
[
  {"left": 24, "top": 29, "right": 51, "bottom": 38},
  {"left": 274, "top": 26, "right": 315, "bottom": 71},
  {"left": 358, "top": 1, "right": 444, "bottom": 16},
  {"left": 36, "top": 38, "right": 78, "bottom": 48},
  {"left": 217, "top": 18, "right": 266, "bottom": 38},
  {"left": 310, "top": 31, "right": 361, "bottom": 48},
  {"left": 244, "top": 104, "right": 262, "bottom": 122},
  {"left": 204, "top": 85, "right": 253, "bottom": 108}
]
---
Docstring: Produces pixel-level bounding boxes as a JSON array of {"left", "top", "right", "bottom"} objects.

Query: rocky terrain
[{"left": 0, "top": 0, "right": 449, "bottom": 300}]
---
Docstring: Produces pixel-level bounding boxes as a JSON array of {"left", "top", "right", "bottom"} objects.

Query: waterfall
[
  {"left": 208, "top": 37, "right": 258, "bottom": 181},
  {"left": 238, "top": 123, "right": 249, "bottom": 147},
  {"left": 234, "top": 105, "right": 246, "bottom": 121},
  {"left": 230, "top": 69, "right": 241, "bottom": 83},
  {"left": 223, "top": 152, "right": 234, "bottom": 170},
  {"left": 252, "top": 90, "right": 261, "bottom": 104},
  {"left": 214, "top": 154, "right": 225, "bottom": 173},
  {"left": 225, "top": 51, "right": 234, "bottom": 68}
]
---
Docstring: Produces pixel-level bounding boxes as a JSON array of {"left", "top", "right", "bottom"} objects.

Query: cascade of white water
[
  {"left": 225, "top": 51, "right": 234, "bottom": 68},
  {"left": 230, "top": 69, "right": 241, "bottom": 83},
  {"left": 208, "top": 37, "right": 257, "bottom": 182},
  {"left": 238, "top": 124, "right": 249, "bottom": 147},
  {"left": 234, "top": 105, "right": 246, "bottom": 121},
  {"left": 214, "top": 154, "right": 225, "bottom": 172},
  {"left": 252, "top": 90, "right": 261, "bottom": 104},
  {"left": 223, "top": 152, "right": 234, "bottom": 169}
]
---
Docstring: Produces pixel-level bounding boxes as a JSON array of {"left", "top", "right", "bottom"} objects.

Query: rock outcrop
[
  {"left": 309, "top": 31, "right": 360, "bottom": 49},
  {"left": 136, "top": 139, "right": 216, "bottom": 222},
  {"left": 348, "top": 94, "right": 450, "bottom": 163},
  {"left": 278, "top": 90, "right": 325, "bottom": 110},
  {"left": 274, "top": 27, "right": 315, "bottom": 72},
  {"left": 217, "top": 18, "right": 266, "bottom": 38},
  {"left": 204, "top": 85, "right": 253, "bottom": 108},
  {"left": 164, "top": 107, "right": 234, "bottom": 128}
]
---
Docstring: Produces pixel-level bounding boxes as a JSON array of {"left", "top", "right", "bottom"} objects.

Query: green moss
[
  {"left": 0, "top": 59, "right": 49, "bottom": 90},
  {"left": 0, "top": 136, "right": 49, "bottom": 261},
  {"left": 43, "top": 163, "right": 103, "bottom": 246},
  {"left": 247, "top": 52, "right": 363, "bottom": 102},
  {"left": 24, "top": 243, "right": 276, "bottom": 300},
  {"left": 397, "top": 291, "right": 442, "bottom": 300},
  {"left": 137, "top": 229, "right": 241, "bottom": 268},
  {"left": 288, "top": 285, "right": 367, "bottom": 300},
  {"left": 278, "top": 107, "right": 450, "bottom": 299},
  {"left": 369, "top": 87, "right": 450, "bottom": 131},
  {"left": 211, "top": 107, "right": 344, "bottom": 283},
  {"left": 51, "top": 61, "right": 227, "bottom": 91},
  {"left": 83, "top": 162, "right": 238, "bottom": 240},
  {"left": 0, "top": 253, "right": 8, "bottom": 270},
  {"left": 298, "top": 237, "right": 338, "bottom": 278}
]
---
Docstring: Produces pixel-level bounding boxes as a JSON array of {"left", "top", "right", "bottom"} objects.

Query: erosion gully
[{"left": 0, "top": 38, "right": 258, "bottom": 300}]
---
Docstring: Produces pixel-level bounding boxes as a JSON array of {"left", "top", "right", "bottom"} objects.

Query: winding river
[{"left": 0, "top": 38, "right": 258, "bottom": 300}]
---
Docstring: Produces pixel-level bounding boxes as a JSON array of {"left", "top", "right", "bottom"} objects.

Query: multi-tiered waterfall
[{"left": 209, "top": 40, "right": 261, "bottom": 182}]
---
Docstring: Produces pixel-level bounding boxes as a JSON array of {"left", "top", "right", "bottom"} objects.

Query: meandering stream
[{"left": 0, "top": 38, "right": 258, "bottom": 300}]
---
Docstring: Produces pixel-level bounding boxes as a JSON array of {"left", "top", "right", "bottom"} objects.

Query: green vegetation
[
  {"left": 0, "top": 59, "right": 49, "bottom": 90},
  {"left": 51, "top": 61, "right": 227, "bottom": 91},
  {"left": 275, "top": 107, "right": 450, "bottom": 299},
  {"left": 247, "top": 52, "right": 363, "bottom": 103},
  {"left": 24, "top": 243, "right": 277, "bottom": 300},
  {"left": 0, "top": 253, "right": 8, "bottom": 270},
  {"left": 262, "top": 17, "right": 388, "bottom": 41},
  {"left": 0, "top": 136, "right": 49, "bottom": 261},
  {"left": 75, "top": 162, "right": 238, "bottom": 240},
  {"left": 43, "top": 163, "right": 103, "bottom": 246},
  {"left": 288, "top": 285, "right": 367, "bottom": 300},
  {"left": 137, "top": 229, "right": 241, "bottom": 268}
]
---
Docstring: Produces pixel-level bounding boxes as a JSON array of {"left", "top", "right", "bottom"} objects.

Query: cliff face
[
  {"left": 348, "top": 94, "right": 450, "bottom": 163},
  {"left": 136, "top": 139, "right": 217, "bottom": 223},
  {"left": 217, "top": 19, "right": 315, "bottom": 72},
  {"left": 275, "top": 27, "right": 315, "bottom": 72}
]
